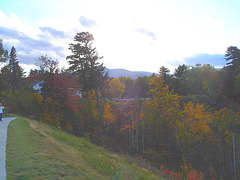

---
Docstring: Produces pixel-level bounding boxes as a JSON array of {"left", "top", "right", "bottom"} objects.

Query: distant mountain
[{"left": 105, "top": 68, "right": 153, "bottom": 79}]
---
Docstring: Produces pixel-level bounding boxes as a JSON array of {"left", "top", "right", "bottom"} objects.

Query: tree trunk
[
  {"left": 95, "top": 88, "right": 102, "bottom": 123},
  {"left": 218, "top": 137, "right": 222, "bottom": 178},
  {"left": 174, "top": 125, "right": 183, "bottom": 155},
  {"left": 233, "top": 132, "right": 236, "bottom": 180},
  {"left": 142, "top": 125, "right": 145, "bottom": 156}
]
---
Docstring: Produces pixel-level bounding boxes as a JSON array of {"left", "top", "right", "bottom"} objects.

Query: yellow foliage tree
[
  {"left": 178, "top": 101, "right": 212, "bottom": 163},
  {"left": 144, "top": 74, "right": 181, "bottom": 126},
  {"left": 144, "top": 74, "right": 181, "bottom": 163},
  {"left": 182, "top": 102, "right": 211, "bottom": 141},
  {"left": 109, "top": 78, "right": 126, "bottom": 98}
]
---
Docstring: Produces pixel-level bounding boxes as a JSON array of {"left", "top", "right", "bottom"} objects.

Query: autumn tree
[
  {"left": 134, "top": 76, "right": 150, "bottom": 98},
  {"left": 81, "top": 90, "right": 100, "bottom": 135},
  {"left": 179, "top": 102, "right": 211, "bottom": 165},
  {"left": 109, "top": 78, "right": 126, "bottom": 98},
  {"left": 120, "top": 76, "right": 150, "bottom": 98},
  {"left": 145, "top": 74, "right": 181, "bottom": 125},
  {"left": 201, "top": 64, "right": 219, "bottom": 97},
  {"left": 33, "top": 55, "right": 61, "bottom": 101},
  {"left": 36, "top": 55, "right": 59, "bottom": 74},
  {"left": 119, "top": 76, "right": 134, "bottom": 98},
  {"left": 144, "top": 74, "right": 181, "bottom": 165},
  {"left": 45, "top": 72, "right": 80, "bottom": 128},
  {"left": 103, "top": 102, "right": 118, "bottom": 144},
  {"left": 27, "top": 73, "right": 40, "bottom": 84}
]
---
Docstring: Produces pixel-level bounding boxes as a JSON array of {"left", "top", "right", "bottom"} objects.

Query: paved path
[{"left": 0, "top": 117, "right": 18, "bottom": 180}]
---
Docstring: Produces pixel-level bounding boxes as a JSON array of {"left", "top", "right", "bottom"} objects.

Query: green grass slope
[{"left": 6, "top": 117, "right": 164, "bottom": 180}]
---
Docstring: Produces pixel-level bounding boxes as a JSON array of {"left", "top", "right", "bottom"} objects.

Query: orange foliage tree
[
  {"left": 102, "top": 102, "right": 117, "bottom": 144},
  {"left": 178, "top": 102, "right": 212, "bottom": 165}
]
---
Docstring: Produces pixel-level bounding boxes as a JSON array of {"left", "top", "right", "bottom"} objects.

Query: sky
[{"left": 0, "top": 0, "right": 240, "bottom": 74}]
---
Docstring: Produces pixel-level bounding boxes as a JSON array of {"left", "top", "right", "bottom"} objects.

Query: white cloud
[
  {"left": 20, "top": 64, "right": 38, "bottom": 75},
  {"left": 0, "top": 10, "right": 70, "bottom": 67},
  {"left": 0, "top": 10, "right": 41, "bottom": 40}
]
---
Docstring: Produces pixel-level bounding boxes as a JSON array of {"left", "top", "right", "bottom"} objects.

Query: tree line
[{"left": 1, "top": 33, "right": 240, "bottom": 179}]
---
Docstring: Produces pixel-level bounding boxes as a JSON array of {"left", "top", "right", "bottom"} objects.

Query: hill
[
  {"left": 6, "top": 117, "right": 164, "bottom": 179},
  {"left": 105, "top": 68, "right": 153, "bottom": 79}
]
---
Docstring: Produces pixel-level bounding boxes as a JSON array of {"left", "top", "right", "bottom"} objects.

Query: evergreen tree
[
  {"left": 67, "top": 32, "right": 107, "bottom": 97},
  {"left": 0, "top": 39, "right": 9, "bottom": 93},
  {"left": 159, "top": 66, "right": 170, "bottom": 82},
  {"left": 5, "top": 46, "right": 24, "bottom": 89},
  {"left": 0, "top": 39, "right": 8, "bottom": 63},
  {"left": 174, "top": 64, "right": 187, "bottom": 78},
  {"left": 172, "top": 64, "right": 189, "bottom": 95},
  {"left": 222, "top": 46, "right": 240, "bottom": 99},
  {"left": 225, "top": 46, "right": 240, "bottom": 72}
]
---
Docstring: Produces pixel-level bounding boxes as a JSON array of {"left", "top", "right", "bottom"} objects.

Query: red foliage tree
[
  {"left": 27, "top": 73, "right": 40, "bottom": 84},
  {"left": 46, "top": 72, "right": 80, "bottom": 111}
]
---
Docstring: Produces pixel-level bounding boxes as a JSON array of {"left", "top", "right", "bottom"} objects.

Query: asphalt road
[{"left": 0, "top": 117, "right": 18, "bottom": 180}]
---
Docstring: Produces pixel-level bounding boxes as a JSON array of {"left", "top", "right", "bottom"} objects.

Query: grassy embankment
[{"left": 6, "top": 116, "right": 165, "bottom": 179}]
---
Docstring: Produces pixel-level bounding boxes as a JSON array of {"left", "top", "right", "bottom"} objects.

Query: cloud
[
  {"left": 0, "top": 26, "right": 65, "bottom": 65},
  {"left": 0, "top": 26, "right": 26, "bottom": 39},
  {"left": 183, "top": 54, "right": 226, "bottom": 67},
  {"left": 135, "top": 28, "right": 156, "bottom": 40},
  {"left": 39, "top": 27, "right": 66, "bottom": 38},
  {"left": 79, "top": 16, "right": 97, "bottom": 28},
  {"left": 0, "top": 26, "right": 51, "bottom": 49}
]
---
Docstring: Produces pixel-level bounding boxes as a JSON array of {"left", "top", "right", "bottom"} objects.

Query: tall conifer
[
  {"left": 8, "top": 46, "right": 24, "bottom": 89},
  {"left": 67, "top": 32, "right": 107, "bottom": 97}
]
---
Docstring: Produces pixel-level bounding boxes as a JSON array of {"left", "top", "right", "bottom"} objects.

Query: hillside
[
  {"left": 105, "top": 68, "right": 153, "bottom": 79},
  {"left": 6, "top": 117, "right": 164, "bottom": 180}
]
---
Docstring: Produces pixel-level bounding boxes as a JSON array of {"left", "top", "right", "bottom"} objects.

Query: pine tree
[
  {"left": 7, "top": 46, "right": 24, "bottom": 89},
  {"left": 0, "top": 39, "right": 8, "bottom": 63},
  {"left": 159, "top": 66, "right": 170, "bottom": 82},
  {"left": 67, "top": 32, "right": 108, "bottom": 126},
  {"left": 67, "top": 32, "right": 107, "bottom": 97},
  {"left": 225, "top": 46, "right": 240, "bottom": 73},
  {"left": 223, "top": 46, "right": 240, "bottom": 99}
]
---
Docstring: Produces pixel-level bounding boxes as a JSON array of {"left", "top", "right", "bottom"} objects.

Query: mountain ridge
[{"left": 105, "top": 68, "right": 153, "bottom": 79}]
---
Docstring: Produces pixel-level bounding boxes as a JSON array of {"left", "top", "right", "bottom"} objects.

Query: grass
[{"left": 6, "top": 116, "right": 165, "bottom": 179}]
